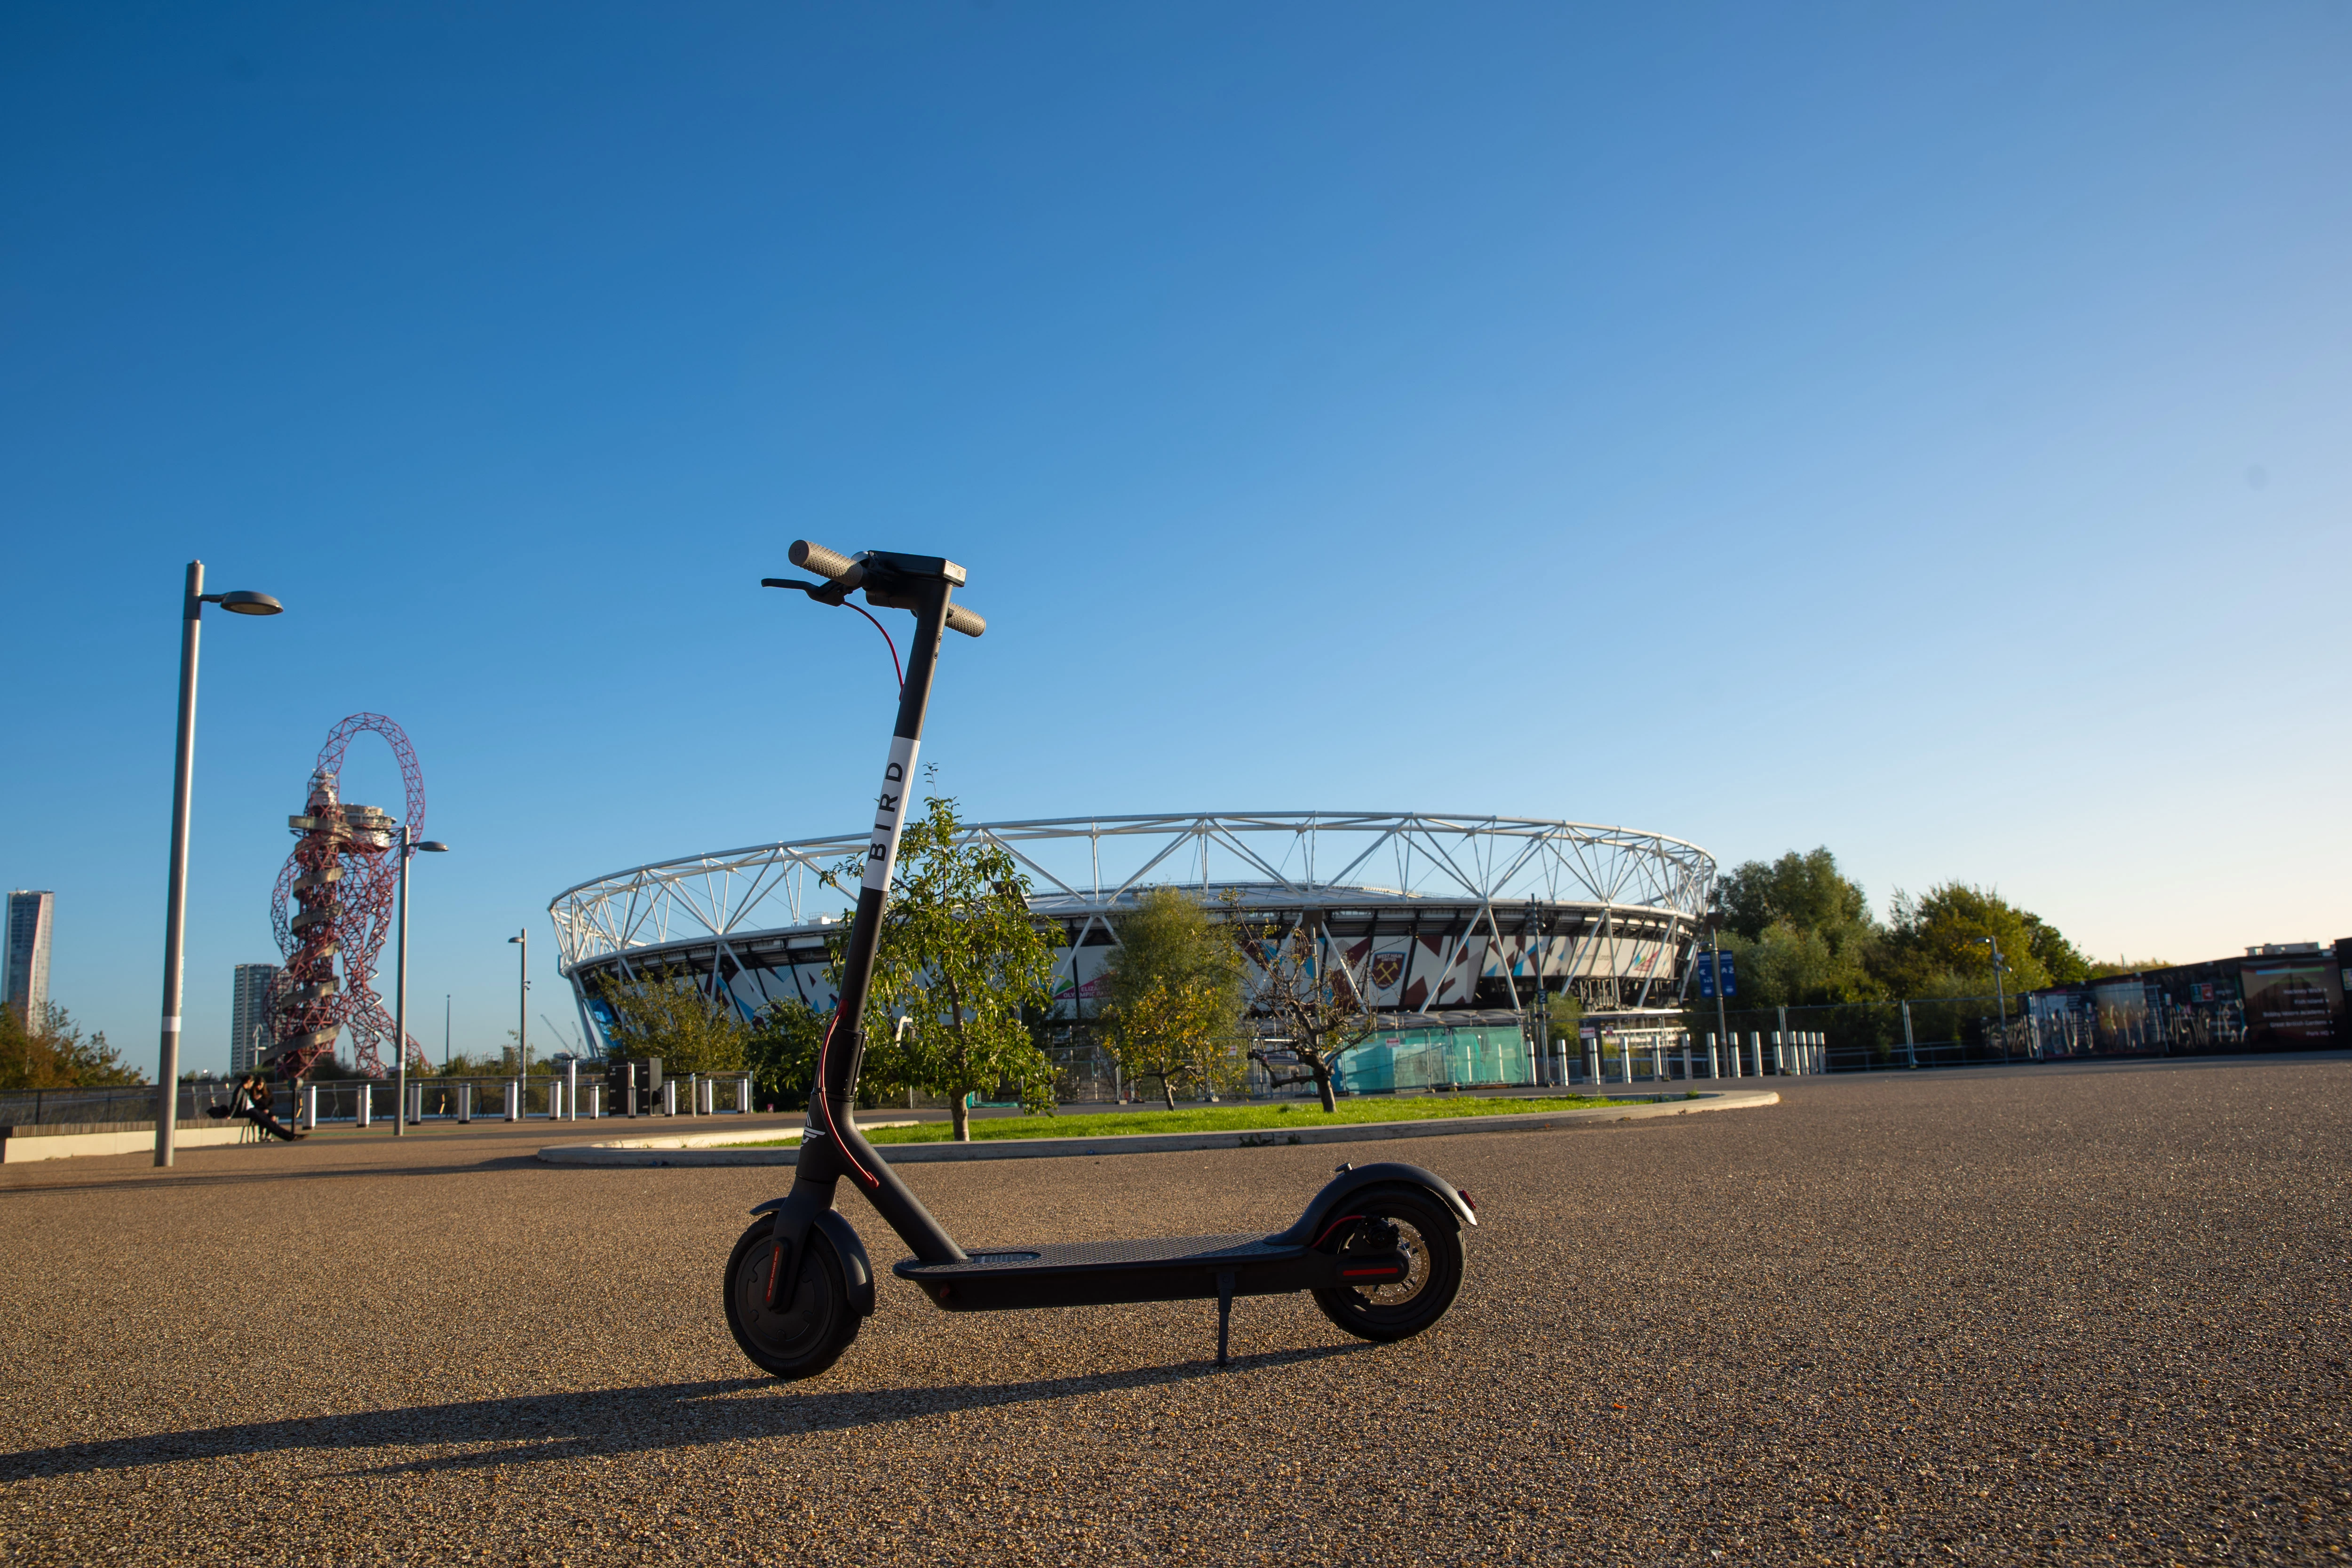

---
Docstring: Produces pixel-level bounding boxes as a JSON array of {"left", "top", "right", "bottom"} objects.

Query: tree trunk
[
  {"left": 951, "top": 1094, "right": 970, "bottom": 1142},
  {"left": 1314, "top": 1059, "right": 1338, "bottom": 1114},
  {"left": 1162, "top": 1075, "right": 1177, "bottom": 1111}
]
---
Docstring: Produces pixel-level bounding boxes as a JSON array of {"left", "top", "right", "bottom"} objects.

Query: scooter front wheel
[
  {"left": 723, "top": 1218, "right": 860, "bottom": 1379},
  {"left": 1310, "top": 1186, "right": 1464, "bottom": 1343}
]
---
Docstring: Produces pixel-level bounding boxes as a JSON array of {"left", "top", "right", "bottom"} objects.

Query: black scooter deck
[{"left": 893, "top": 1232, "right": 1404, "bottom": 1312}]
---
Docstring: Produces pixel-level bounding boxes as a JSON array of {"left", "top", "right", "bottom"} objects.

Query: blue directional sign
[
  {"left": 1697, "top": 958, "right": 1716, "bottom": 998},
  {"left": 1718, "top": 953, "right": 1737, "bottom": 997}
]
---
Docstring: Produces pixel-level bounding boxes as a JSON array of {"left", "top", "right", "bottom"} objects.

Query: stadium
[{"left": 548, "top": 812, "right": 1716, "bottom": 1096}]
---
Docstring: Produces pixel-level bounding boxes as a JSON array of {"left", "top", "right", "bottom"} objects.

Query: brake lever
[{"left": 761, "top": 577, "right": 850, "bottom": 606}]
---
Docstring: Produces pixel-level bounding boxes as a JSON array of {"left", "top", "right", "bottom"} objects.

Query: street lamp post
[
  {"left": 1980, "top": 935, "right": 2010, "bottom": 1065},
  {"left": 392, "top": 827, "right": 450, "bottom": 1137},
  {"left": 155, "top": 562, "right": 283, "bottom": 1169},
  {"left": 507, "top": 929, "right": 529, "bottom": 1106}
]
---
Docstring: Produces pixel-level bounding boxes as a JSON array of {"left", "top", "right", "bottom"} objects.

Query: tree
[
  {"left": 1545, "top": 990, "right": 1582, "bottom": 1041},
  {"left": 1721, "top": 920, "right": 1881, "bottom": 1008},
  {"left": 1874, "top": 883, "right": 2060, "bottom": 999},
  {"left": 745, "top": 998, "right": 830, "bottom": 1113},
  {"left": 1107, "top": 976, "right": 1239, "bottom": 1109},
  {"left": 0, "top": 1003, "right": 141, "bottom": 1092},
  {"left": 1097, "top": 888, "right": 1246, "bottom": 1108},
  {"left": 1227, "top": 896, "right": 1373, "bottom": 1114},
  {"left": 592, "top": 967, "right": 750, "bottom": 1080},
  {"left": 1717, "top": 848, "right": 1873, "bottom": 943},
  {"left": 862, "top": 794, "right": 1063, "bottom": 1142},
  {"left": 1712, "top": 848, "right": 1883, "bottom": 1006}
]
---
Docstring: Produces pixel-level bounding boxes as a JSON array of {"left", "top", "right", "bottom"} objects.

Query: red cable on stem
[{"left": 848, "top": 603, "right": 903, "bottom": 689}]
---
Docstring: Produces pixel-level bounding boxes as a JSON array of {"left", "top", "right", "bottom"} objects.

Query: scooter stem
[{"left": 785, "top": 560, "right": 968, "bottom": 1266}]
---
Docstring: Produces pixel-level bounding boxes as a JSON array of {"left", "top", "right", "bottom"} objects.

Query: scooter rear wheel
[
  {"left": 1310, "top": 1186, "right": 1464, "bottom": 1343},
  {"left": 724, "top": 1218, "right": 860, "bottom": 1379}
]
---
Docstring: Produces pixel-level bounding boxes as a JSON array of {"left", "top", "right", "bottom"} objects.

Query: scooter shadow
[{"left": 0, "top": 1344, "right": 1370, "bottom": 1482}]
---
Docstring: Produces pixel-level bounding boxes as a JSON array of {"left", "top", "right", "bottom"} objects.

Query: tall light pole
[
  {"left": 392, "top": 826, "right": 450, "bottom": 1137},
  {"left": 507, "top": 929, "right": 529, "bottom": 1090},
  {"left": 156, "top": 562, "right": 283, "bottom": 1169},
  {"left": 1979, "top": 934, "right": 2009, "bottom": 1065}
]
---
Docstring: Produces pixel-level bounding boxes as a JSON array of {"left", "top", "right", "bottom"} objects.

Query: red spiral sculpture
[{"left": 266, "top": 714, "right": 428, "bottom": 1079}]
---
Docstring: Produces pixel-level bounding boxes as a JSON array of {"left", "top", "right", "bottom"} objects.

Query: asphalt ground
[{"left": 1, "top": 1055, "right": 2345, "bottom": 1567}]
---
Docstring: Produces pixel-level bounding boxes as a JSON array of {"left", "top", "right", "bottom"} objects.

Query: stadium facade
[{"left": 549, "top": 812, "right": 1715, "bottom": 1090}]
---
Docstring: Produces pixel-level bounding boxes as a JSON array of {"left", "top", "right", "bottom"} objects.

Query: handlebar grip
[
  {"left": 945, "top": 603, "right": 987, "bottom": 638},
  {"left": 789, "top": 540, "right": 863, "bottom": 585}
]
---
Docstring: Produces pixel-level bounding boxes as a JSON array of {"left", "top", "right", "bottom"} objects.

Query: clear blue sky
[{"left": 3, "top": 4, "right": 2346, "bottom": 1075}]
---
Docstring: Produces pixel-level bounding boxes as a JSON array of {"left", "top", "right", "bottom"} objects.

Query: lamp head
[
  {"left": 417, "top": 841, "right": 450, "bottom": 853},
  {"left": 211, "top": 591, "right": 284, "bottom": 616}
]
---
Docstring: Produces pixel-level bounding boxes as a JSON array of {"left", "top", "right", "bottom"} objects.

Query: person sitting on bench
[{"left": 224, "top": 1073, "right": 306, "bottom": 1141}]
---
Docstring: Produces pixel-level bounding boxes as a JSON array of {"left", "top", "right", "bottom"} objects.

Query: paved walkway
[{"left": 1, "top": 1055, "right": 2345, "bottom": 1564}]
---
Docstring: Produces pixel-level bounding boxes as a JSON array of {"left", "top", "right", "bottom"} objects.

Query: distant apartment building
[
  {"left": 4, "top": 890, "right": 54, "bottom": 1025},
  {"left": 230, "top": 963, "right": 282, "bottom": 1075}
]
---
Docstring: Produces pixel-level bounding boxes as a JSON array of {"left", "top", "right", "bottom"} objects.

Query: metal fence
[
  {"left": 0, "top": 1073, "right": 760, "bottom": 1131},
  {"left": 1675, "top": 995, "right": 2257, "bottom": 1071},
  {"left": 0, "top": 1086, "right": 181, "bottom": 1128}
]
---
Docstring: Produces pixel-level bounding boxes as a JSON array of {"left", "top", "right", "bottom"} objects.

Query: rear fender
[
  {"left": 749, "top": 1199, "right": 875, "bottom": 1317},
  {"left": 1267, "top": 1160, "right": 1478, "bottom": 1247}
]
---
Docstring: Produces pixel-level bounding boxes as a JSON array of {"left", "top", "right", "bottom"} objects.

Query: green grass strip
[{"left": 731, "top": 1093, "right": 1633, "bottom": 1147}]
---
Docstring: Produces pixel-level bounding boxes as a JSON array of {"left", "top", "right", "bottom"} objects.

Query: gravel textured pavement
[{"left": 1, "top": 1055, "right": 2345, "bottom": 1566}]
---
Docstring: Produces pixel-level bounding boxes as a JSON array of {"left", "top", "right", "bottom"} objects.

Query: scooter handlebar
[
  {"left": 789, "top": 539, "right": 864, "bottom": 586},
  {"left": 785, "top": 540, "right": 985, "bottom": 634}
]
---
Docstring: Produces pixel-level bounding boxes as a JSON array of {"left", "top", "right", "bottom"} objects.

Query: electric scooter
[{"left": 724, "top": 541, "right": 1478, "bottom": 1379}]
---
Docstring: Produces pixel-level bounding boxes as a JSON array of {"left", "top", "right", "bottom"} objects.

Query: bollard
[
  {"left": 663, "top": 1080, "right": 678, "bottom": 1117},
  {"left": 1748, "top": 1031, "right": 1763, "bottom": 1077},
  {"left": 565, "top": 1059, "right": 579, "bottom": 1122},
  {"left": 301, "top": 1083, "right": 318, "bottom": 1130},
  {"left": 407, "top": 1083, "right": 422, "bottom": 1125},
  {"left": 1680, "top": 1034, "right": 1692, "bottom": 1081},
  {"left": 1583, "top": 1038, "right": 1600, "bottom": 1085},
  {"left": 504, "top": 1081, "right": 520, "bottom": 1122},
  {"left": 356, "top": 1083, "right": 372, "bottom": 1128},
  {"left": 1707, "top": 1031, "right": 1720, "bottom": 1079},
  {"left": 589, "top": 1084, "right": 603, "bottom": 1119},
  {"left": 739, "top": 1073, "right": 753, "bottom": 1114},
  {"left": 457, "top": 1083, "right": 473, "bottom": 1123}
]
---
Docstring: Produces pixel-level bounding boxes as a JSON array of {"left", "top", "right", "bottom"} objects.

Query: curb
[
  {"left": 549, "top": 1120, "right": 919, "bottom": 1153},
  {"left": 535, "top": 1090, "right": 1780, "bottom": 1167}
]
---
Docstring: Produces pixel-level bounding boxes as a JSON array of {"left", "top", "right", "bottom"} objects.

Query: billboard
[{"left": 2238, "top": 961, "right": 2344, "bottom": 1047}]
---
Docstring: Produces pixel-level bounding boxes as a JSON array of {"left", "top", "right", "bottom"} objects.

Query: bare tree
[{"left": 1225, "top": 894, "right": 1374, "bottom": 1113}]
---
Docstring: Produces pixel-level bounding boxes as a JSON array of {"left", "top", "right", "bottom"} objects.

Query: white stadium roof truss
[{"left": 550, "top": 814, "right": 1716, "bottom": 1015}]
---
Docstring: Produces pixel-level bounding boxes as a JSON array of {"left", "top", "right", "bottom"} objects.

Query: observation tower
[{"left": 265, "top": 714, "right": 428, "bottom": 1079}]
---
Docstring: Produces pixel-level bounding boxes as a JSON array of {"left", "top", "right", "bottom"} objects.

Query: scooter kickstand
[{"left": 1215, "top": 1271, "right": 1235, "bottom": 1368}]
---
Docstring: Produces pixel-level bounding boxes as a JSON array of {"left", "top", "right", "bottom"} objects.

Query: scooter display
[{"left": 723, "top": 541, "right": 1478, "bottom": 1379}]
